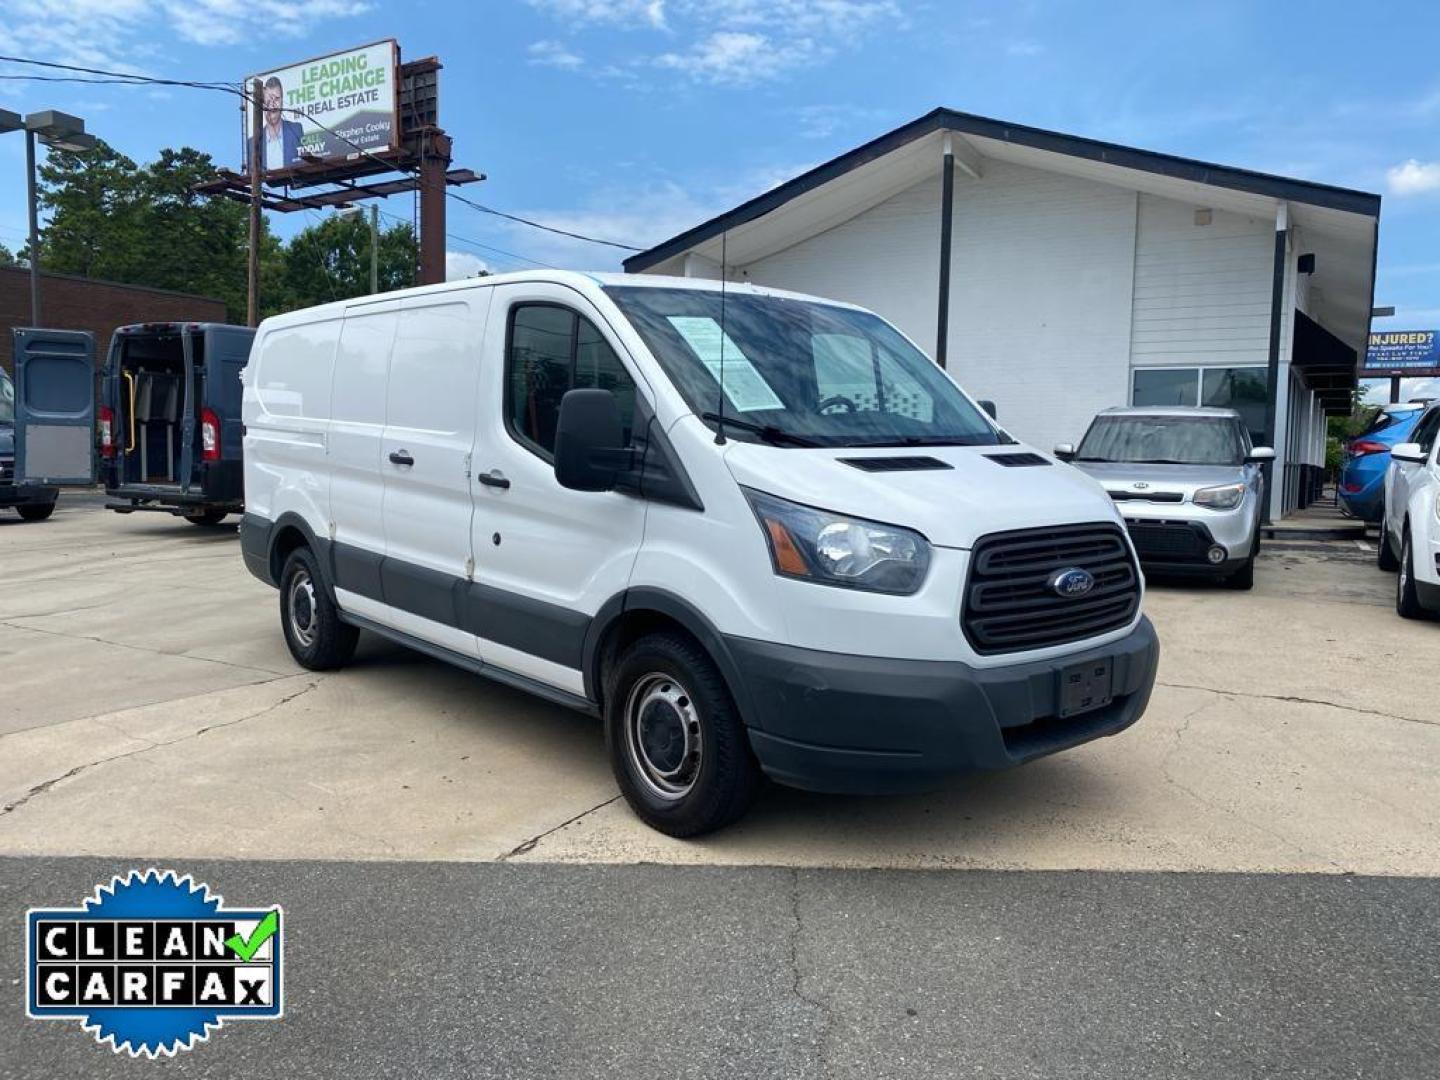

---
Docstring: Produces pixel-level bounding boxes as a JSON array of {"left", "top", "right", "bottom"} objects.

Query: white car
[
  {"left": 239, "top": 271, "right": 1159, "bottom": 836},
  {"left": 1378, "top": 403, "right": 1440, "bottom": 619}
]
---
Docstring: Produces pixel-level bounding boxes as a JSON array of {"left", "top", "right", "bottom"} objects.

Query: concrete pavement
[
  {"left": 2, "top": 858, "right": 1435, "bottom": 1079},
  {"left": 1, "top": 501, "right": 1436, "bottom": 874}
]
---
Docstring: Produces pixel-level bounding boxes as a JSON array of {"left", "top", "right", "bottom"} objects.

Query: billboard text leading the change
[{"left": 246, "top": 40, "right": 399, "bottom": 175}]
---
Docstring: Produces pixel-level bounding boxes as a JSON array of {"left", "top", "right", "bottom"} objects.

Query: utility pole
[
  {"left": 24, "top": 127, "right": 40, "bottom": 325},
  {"left": 418, "top": 130, "right": 451, "bottom": 285},
  {"left": 369, "top": 203, "right": 379, "bottom": 295},
  {"left": 247, "top": 79, "right": 263, "bottom": 327}
]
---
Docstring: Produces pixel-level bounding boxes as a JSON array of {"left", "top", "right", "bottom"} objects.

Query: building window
[
  {"left": 1132, "top": 366, "right": 1269, "bottom": 446},
  {"left": 507, "top": 304, "right": 636, "bottom": 458}
]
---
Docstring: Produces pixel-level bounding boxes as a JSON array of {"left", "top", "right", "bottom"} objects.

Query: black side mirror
[
  {"left": 978, "top": 399, "right": 997, "bottom": 420},
  {"left": 554, "top": 388, "right": 632, "bottom": 492},
  {"left": 1053, "top": 443, "right": 1076, "bottom": 462}
]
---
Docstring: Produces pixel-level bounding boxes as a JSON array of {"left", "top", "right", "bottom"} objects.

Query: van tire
[
  {"left": 1377, "top": 520, "right": 1399, "bottom": 571},
  {"left": 185, "top": 509, "right": 229, "bottom": 526},
  {"left": 604, "top": 631, "right": 760, "bottom": 837},
  {"left": 1396, "top": 530, "right": 1427, "bottom": 620},
  {"left": 16, "top": 502, "right": 55, "bottom": 522},
  {"left": 279, "top": 547, "right": 358, "bottom": 670}
]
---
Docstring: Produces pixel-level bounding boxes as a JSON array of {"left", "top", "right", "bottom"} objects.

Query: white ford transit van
[{"left": 240, "top": 272, "right": 1159, "bottom": 836}]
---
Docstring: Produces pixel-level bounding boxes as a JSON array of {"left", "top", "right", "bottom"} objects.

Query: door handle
[
  {"left": 477, "top": 470, "right": 510, "bottom": 489},
  {"left": 388, "top": 450, "right": 415, "bottom": 467}
]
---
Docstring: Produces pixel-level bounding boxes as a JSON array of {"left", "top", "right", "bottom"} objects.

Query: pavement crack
[
  {"left": 1157, "top": 681, "right": 1437, "bottom": 729},
  {"left": 499, "top": 794, "right": 622, "bottom": 860},
  {"left": 788, "top": 868, "right": 834, "bottom": 1078},
  {"left": 0, "top": 617, "right": 286, "bottom": 677},
  {"left": 0, "top": 681, "right": 320, "bottom": 819}
]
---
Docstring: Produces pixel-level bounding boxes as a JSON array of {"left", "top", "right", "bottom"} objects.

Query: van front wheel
[
  {"left": 605, "top": 632, "right": 760, "bottom": 837},
  {"left": 279, "top": 547, "right": 358, "bottom": 670}
]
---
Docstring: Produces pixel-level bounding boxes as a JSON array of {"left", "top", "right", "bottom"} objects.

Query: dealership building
[{"left": 624, "top": 109, "right": 1382, "bottom": 520}]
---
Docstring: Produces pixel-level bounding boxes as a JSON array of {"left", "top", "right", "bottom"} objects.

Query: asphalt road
[{"left": 3, "top": 858, "right": 1435, "bottom": 1079}]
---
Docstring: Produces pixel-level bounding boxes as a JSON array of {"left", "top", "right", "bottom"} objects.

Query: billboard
[
  {"left": 1363, "top": 329, "right": 1440, "bottom": 378},
  {"left": 245, "top": 40, "right": 399, "bottom": 175}
]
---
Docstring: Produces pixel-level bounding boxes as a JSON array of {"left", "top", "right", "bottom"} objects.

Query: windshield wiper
[
  {"left": 700, "top": 412, "right": 820, "bottom": 448},
  {"left": 1130, "top": 458, "right": 1190, "bottom": 465},
  {"left": 1074, "top": 456, "right": 1110, "bottom": 462}
]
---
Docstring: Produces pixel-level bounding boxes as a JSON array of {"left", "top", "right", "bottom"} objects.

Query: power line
[
  {"left": 0, "top": 54, "right": 647, "bottom": 253},
  {"left": 374, "top": 207, "right": 553, "bottom": 271}
]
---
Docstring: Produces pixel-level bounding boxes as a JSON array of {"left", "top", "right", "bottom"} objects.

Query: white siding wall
[
  {"left": 742, "top": 175, "right": 942, "bottom": 356},
  {"left": 1130, "top": 195, "right": 1274, "bottom": 367},
  {"left": 946, "top": 159, "right": 1137, "bottom": 451}
]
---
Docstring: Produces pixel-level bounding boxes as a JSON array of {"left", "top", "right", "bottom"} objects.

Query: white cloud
[
  {"left": 0, "top": 0, "right": 371, "bottom": 70},
  {"left": 1386, "top": 159, "right": 1440, "bottom": 196},
  {"left": 525, "top": 0, "right": 667, "bottom": 29},
  {"left": 446, "top": 251, "right": 491, "bottom": 280},
  {"left": 528, "top": 39, "right": 586, "bottom": 70},
  {"left": 656, "top": 31, "right": 821, "bottom": 85},
  {"left": 527, "top": 0, "right": 904, "bottom": 87}
]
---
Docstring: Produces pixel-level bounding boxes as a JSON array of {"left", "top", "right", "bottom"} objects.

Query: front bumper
[
  {"left": 0, "top": 482, "right": 59, "bottom": 508},
  {"left": 1120, "top": 505, "right": 1255, "bottom": 576},
  {"left": 733, "top": 616, "right": 1159, "bottom": 795}
]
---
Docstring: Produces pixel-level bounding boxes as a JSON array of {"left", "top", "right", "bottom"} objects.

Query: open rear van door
[{"left": 13, "top": 328, "right": 96, "bottom": 485}]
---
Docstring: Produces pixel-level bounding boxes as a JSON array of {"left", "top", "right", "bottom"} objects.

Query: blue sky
[{"left": 2, "top": 0, "right": 1439, "bottom": 391}]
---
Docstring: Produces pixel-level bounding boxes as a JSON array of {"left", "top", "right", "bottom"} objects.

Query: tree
[
  {"left": 0, "top": 243, "right": 15, "bottom": 267},
  {"left": 278, "top": 215, "right": 416, "bottom": 311},
  {"left": 34, "top": 140, "right": 145, "bottom": 282}
]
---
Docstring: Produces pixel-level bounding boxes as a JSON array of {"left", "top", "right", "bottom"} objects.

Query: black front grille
[
  {"left": 1125, "top": 520, "right": 1211, "bottom": 561},
  {"left": 0, "top": 458, "right": 12, "bottom": 484},
  {"left": 963, "top": 523, "right": 1140, "bottom": 655},
  {"left": 1109, "top": 490, "right": 1184, "bottom": 503}
]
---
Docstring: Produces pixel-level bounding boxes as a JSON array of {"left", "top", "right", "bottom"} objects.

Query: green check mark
[{"left": 225, "top": 910, "right": 279, "bottom": 962}]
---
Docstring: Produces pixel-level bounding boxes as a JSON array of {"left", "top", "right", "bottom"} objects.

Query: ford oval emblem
[{"left": 1050, "top": 567, "right": 1095, "bottom": 598}]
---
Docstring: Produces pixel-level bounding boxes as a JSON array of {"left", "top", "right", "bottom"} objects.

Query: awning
[{"left": 1293, "top": 310, "right": 1357, "bottom": 416}]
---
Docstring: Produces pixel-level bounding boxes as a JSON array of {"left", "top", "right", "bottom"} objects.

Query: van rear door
[{"left": 13, "top": 327, "right": 96, "bottom": 485}]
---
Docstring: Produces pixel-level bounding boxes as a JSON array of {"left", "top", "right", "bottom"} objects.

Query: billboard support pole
[
  {"left": 418, "top": 130, "right": 450, "bottom": 286},
  {"left": 247, "top": 79, "right": 263, "bottom": 327},
  {"left": 1391, "top": 375, "right": 1402, "bottom": 404}
]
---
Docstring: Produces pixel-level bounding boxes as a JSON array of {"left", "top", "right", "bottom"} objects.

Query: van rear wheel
[
  {"left": 16, "top": 501, "right": 55, "bottom": 522},
  {"left": 185, "top": 509, "right": 229, "bottom": 526},
  {"left": 279, "top": 547, "right": 358, "bottom": 670},
  {"left": 604, "top": 631, "right": 760, "bottom": 837}
]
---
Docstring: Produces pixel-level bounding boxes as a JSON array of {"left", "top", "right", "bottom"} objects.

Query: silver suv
[{"left": 1056, "top": 406, "right": 1274, "bottom": 590}]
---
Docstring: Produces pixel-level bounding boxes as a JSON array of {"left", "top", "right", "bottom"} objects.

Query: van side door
[
  {"left": 13, "top": 328, "right": 96, "bottom": 486},
  {"left": 468, "top": 283, "right": 649, "bottom": 696},
  {"left": 376, "top": 291, "right": 492, "bottom": 654},
  {"left": 327, "top": 305, "right": 398, "bottom": 598}
]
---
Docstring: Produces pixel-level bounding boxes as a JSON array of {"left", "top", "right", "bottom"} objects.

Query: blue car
[{"left": 1339, "top": 404, "right": 1427, "bottom": 521}]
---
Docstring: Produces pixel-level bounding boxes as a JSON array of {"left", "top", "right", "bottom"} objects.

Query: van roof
[{"left": 254, "top": 270, "right": 870, "bottom": 332}]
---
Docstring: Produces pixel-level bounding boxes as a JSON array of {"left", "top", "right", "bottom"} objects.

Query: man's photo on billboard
[{"left": 261, "top": 76, "right": 303, "bottom": 170}]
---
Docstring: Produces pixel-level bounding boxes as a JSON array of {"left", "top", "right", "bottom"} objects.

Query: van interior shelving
[{"left": 114, "top": 332, "right": 204, "bottom": 488}]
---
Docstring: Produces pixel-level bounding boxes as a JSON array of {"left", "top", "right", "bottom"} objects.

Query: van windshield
[
  {"left": 1076, "top": 416, "right": 1246, "bottom": 466},
  {"left": 603, "top": 286, "right": 1001, "bottom": 448},
  {"left": 0, "top": 370, "right": 14, "bottom": 424}
]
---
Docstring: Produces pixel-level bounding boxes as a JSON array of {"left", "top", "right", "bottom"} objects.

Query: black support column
[{"left": 935, "top": 137, "right": 955, "bottom": 368}]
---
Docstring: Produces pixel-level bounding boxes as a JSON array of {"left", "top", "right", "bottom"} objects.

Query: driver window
[{"left": 1414, "top": 411, "right": 1440, "bottom": 455}]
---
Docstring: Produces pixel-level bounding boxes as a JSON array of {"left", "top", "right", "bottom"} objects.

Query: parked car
[
  {"left": 1377, "top": 403, "right": 1440, "bottom": 619},
  {"left": 1338, "top": 402, "right": 1427, "bottom": 522},
  {"left": 0, "top": 366, "right": 59, "bottom": 522},
  {"left": 1055, "top": 406, "right": 1273, "bottom": 590},
  {"left": 239, "top": 272, "right": 1160, "bottom": 836},
  {"left": 99, "top": 322, "right": 254, "bottom": 526}
]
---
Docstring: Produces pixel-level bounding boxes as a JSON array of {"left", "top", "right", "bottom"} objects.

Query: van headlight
[
  {"left": 744, "top": 488, "right": 931, "bottom": 595},
  {"left": 1193, "top": 483, "right": 1245, "bottom": 510}
]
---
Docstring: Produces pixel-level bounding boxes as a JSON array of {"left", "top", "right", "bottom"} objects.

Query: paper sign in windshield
[{"left": 667, "top": 317, "right": 783, "bottom": 413}]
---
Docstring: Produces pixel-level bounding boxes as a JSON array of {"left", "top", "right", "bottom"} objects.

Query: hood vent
[
  {"left": 838, "top": 456, "right": 953, "bottom": 473},
  {"left": 985, "top": 452, "right": 1051, "bottom": 467}
]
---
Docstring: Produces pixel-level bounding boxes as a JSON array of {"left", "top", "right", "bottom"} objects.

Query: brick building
[{"left": 1, "top": 266, "right": 227, "bottom": 374}]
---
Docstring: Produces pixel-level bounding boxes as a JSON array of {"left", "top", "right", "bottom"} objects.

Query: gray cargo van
[{"left": 100, "top": 322, "right": 253, "bottom": 525}]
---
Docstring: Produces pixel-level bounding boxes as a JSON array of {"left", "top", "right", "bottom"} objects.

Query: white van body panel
[
  {"left": 329, "top": 303, "right": 399, "bottom": 566},
  {"left": 242, "top": 313, "right": 341, "bottom": 528}
]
